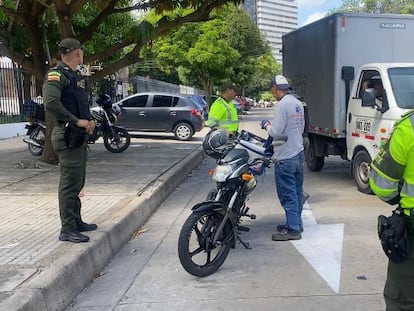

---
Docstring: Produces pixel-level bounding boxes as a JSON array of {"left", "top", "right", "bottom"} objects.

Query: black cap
[
  {"left": 221, "top": 82, "right": 239, "bottom": 93},
  {"left": 59, "top": 38, "right": 83, "bottom": 53}
]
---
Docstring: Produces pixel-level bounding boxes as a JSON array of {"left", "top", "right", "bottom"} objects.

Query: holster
[
  {"left": 64, "top": 123, "right": 87, "bottom": 149},
  {"left": 378, "top": 208, "right": 410, "bottom": 263}
]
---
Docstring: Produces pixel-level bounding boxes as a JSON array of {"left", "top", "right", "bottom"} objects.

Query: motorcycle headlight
[{"left": 212, "top": 164, "right": 233, "bottom": 182}]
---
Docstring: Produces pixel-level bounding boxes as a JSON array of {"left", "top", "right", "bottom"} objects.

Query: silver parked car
[{"left": 115, "top": 92, "right": 205, "bottom": 140}]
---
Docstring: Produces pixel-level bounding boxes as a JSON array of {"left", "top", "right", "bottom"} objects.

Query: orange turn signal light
[
  {"left": 380, "top": 128, "right": 387, "bottom": 134},
  {"left": 208, "top": 169, "right": 215, "bottom": 176},
  {"left": 241, "top": 173, "right": 254, "bottom": 181}
]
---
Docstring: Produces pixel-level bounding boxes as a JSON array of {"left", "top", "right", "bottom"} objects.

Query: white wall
[{"left": 0, "top": 122, "right": 27, "bottom": 139}]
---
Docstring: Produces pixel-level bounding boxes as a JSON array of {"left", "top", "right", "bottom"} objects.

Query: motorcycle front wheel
[
  {"left": 28, "top": 127, "right": 45, "bottom": 156},
  {"left": 178, "top": 210, "right": 232, "bottom": 277},
  {"left": 103, "top": 127, "right": 131, "bottom": 153}
]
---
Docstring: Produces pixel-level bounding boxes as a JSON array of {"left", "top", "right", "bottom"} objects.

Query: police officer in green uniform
[
  {"left": 206, "top": 82, "right": 239, "bottom": 135},
  {"left": 43, "top": 38, "right": 97, "bottom": 243},
  {"left": 369, "top": 110, "right": 414, "bottom": 310}
]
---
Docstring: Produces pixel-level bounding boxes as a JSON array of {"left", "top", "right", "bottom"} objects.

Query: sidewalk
[{"left": 0, "top": 133, "right": 206, "bottom": 311}]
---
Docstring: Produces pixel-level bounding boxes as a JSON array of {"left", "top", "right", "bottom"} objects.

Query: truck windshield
[{"left": 388, "top": 67, "right": 414, "bottom": 109}]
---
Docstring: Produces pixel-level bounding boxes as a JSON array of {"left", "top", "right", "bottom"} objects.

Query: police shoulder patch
[{"left": 47, "top": 71, "right": 61, "bottom": 82}]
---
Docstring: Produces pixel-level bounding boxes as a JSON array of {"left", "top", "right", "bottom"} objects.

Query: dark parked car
[
  {"left": 115, "top": 92, "right": 205, "bottom": 140},
  {"left": 190, "top": 95, "right": 209, "bottom": 120}
]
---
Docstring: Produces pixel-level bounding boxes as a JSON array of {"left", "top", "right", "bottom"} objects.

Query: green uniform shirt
[
  {"left": 43, "top": 61, "right": 79, "bottom": 124},
  {"left": 369, "top": 110, "right": 414, "bottom": 215},
  {"left": 205, "top": 97, "right": 239, "bottom": 133}
]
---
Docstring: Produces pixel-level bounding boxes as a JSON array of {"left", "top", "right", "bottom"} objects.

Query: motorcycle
[
  {"left": 88, "top": 95, "right": 130, "bottom": 153},
  {"left": 23, "top": 95, "right": 131, "bottom": 155},
  {"left": 177, "top": 129, "right": 287, "bottom": 277},
  {"left": 23, "top": 100, "right": 46, "bottom": 156}
]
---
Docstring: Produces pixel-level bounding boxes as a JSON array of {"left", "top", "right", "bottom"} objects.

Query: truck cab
[{"left": 346, "top": 63, "right": 414, "bottom": 193}]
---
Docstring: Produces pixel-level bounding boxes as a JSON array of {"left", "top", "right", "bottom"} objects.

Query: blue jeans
[{"left": 274, "top": 151, "right": 304, "bottom": 232}]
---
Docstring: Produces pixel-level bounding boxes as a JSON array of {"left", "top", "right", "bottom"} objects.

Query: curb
[{"left": 2, "top": 147, "right": 205, "bottom": 311}]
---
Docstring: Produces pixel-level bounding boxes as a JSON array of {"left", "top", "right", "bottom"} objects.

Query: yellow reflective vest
[
  {"left": 206, "top": 97, "right": 239, "bottom": 133},
  {"left": 369, "top": 110, "right": 414, "bottom": 215}
]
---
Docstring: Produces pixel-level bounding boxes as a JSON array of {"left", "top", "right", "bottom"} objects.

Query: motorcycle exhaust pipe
[{"left": 23, "top": 138, "right": 42, "bottom": 148}]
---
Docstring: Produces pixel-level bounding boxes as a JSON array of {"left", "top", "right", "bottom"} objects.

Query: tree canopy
[
  {"left": 331, "top": 0, "right": 414, "bottom": 14},
  {"left": 0, "top": 0, "right": 242, "bottom": 84},
  {"left": 133, "top": 5, "right": 278, "bottom": 99}
]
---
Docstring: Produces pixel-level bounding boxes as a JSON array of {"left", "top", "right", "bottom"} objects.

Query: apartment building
[{"left": 243, "top": 0, "right": 298, "bottom": 62}]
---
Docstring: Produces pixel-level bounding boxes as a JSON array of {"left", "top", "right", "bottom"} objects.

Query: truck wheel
[
  {"left": 306, "top": 141, "right": 324, "bottom": 171},
  {"left": 352, "top": 150, "right": 373, "bottom": 194}
]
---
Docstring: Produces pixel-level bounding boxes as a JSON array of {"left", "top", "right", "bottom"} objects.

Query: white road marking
[{"left": 291, "top": 202, "right": 344, "bottom": 293}]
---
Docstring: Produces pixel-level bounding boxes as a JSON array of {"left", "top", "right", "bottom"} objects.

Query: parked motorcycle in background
[
  {"left": 23, "top": 100, "right": 46, "bottom": 156},
  {"left": 177, "top": 128, "right": 287, "bottom": 277},
  {"left": 23, "top": 95, "right": 131, "bottom": 155},
  {"left": 89, "top": 94, "right": 131, "bottom": 153}
]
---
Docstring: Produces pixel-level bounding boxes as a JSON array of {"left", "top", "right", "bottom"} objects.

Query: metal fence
[
  {"left": 131, "top": 76, "right": 203, "bottom": 96},
  {"left": 0, "top": 57, "right": 40, "bottom": 124}
]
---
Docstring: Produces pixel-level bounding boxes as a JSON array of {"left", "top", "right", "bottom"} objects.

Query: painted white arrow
[{"left": 291, "top": 202, "right": 344, "bottom": 293}]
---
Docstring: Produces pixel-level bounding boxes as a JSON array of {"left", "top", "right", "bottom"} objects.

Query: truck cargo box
[{"left": 282, "top": 13, "right": 414, "bottom": 138}]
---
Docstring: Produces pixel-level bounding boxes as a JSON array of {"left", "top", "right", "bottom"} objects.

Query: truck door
[{"left": 346, "top": 70, "right": 387, "bottom": 162}]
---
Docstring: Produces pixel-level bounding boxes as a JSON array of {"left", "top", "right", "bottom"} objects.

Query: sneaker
[
  {"left": 77, "top": 222, "right": 98, "bottom": 232},
  {"left": 272, "top": 229, "right": 301, "bottom": 241},
  {"left": 277, "top": 224, "right": 304, "bottom": 233},
  {"left": 59, "top": 231, "right": 89, "bottom": 243}
]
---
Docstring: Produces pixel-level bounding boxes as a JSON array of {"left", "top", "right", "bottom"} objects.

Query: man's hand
[
  {"left": 261, "top": 119, "right": 271, "bottom": 130},
  {"left": 76, "top": 119, "right": 89, "bottom": 128},
  {"left": 86, "top": 120, "right": 95, "bottom": 134},
  {"left": 76, "top": 119, "right": 95, "bottom": 134}
]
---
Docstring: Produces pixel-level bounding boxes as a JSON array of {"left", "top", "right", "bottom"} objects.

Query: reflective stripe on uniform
[
  {"left": 401, "top": 182, "right": 414, "bottom": 208},
  {"left": 206, "top": 97, "right": 239, "bottom": 132},
  {"left": 219, "top": 120, "right": 239, "bottom": 125},
  {"left": 370, "top": 167, "right": 400, "bottom": 202}
]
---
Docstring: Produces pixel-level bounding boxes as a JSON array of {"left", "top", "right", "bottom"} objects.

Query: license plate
[{"left": 355, "top": 118, "right": 372, "bottom": 134}]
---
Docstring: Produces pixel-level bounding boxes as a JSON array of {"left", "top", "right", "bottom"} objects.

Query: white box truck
[{"left": 282, "top": 13, "right": 414, "bottom": 193}]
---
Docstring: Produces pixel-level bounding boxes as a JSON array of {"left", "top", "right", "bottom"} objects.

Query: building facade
[{"left": 243, "top": 0, "right": 298, "bottom": 63}]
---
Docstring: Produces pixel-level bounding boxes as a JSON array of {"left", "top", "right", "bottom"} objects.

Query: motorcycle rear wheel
[
  {"left": 103, "top": 127, "right": 131, "bottom": 153},
  {"left": 178, "top": 210, "right": 232, "bottom": 277},
  {"left": 28, "top": 127, "right": 45, "bottom": 156}
]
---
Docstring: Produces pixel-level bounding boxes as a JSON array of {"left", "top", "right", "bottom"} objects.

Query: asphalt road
[{"left": 67, "top": 108, "right": 390, "bottom": 311}]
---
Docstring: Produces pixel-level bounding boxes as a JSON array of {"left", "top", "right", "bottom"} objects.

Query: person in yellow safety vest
[
  {"left": 369, "top": 109, "right": 414, "bottom": 310},
  {"left": 206, "top": 82, "right": 240, "bottom": 135}
]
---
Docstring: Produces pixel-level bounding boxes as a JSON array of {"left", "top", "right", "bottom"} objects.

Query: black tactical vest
[{"left": 59, "top": 67, "right": 90, "bottom": 120}]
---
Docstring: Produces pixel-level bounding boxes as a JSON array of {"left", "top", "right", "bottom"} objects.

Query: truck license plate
[{"left": 355, "top": 118, "right": 372, "bottom": 134}]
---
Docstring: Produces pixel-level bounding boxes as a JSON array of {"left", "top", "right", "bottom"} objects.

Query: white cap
[{"left": 270, "top": 75, "right": 290, "bottom": 90}]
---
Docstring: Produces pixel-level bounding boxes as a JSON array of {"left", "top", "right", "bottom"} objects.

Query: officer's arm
[
  {"left": 369, "top": 126, "right": 407, "bottom": 204},
  {"left": 206, "top": 100, "right": 224, "bottom": 128},
  {"left": 43, "top": 71, "right": 78, "bottom": 124}
]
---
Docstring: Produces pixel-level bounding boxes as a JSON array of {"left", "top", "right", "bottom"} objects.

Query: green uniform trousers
[
  {"left": 52, "top": 126, "right": 87, "bottom": 233},
  {"left": 384, "top": 216, "right": 414, "bottom": 311}
]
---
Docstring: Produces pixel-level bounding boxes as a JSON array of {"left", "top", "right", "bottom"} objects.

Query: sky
[{"left": 298, "top": 0, "right": 344, "bottom": 26}]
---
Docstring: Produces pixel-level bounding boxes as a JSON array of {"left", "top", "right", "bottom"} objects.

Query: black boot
[
  {"left": 59, "top": 231, "right": 89, "bottom": 243},
  {"left": 77, "top": 222, "right": 98, "bottom": 232}
]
